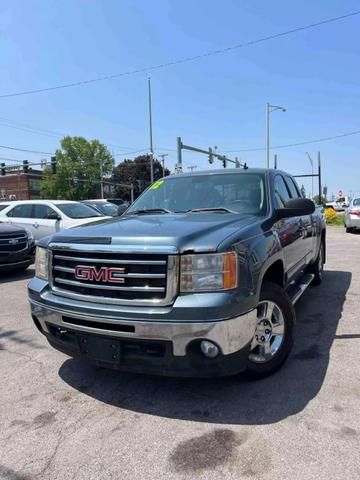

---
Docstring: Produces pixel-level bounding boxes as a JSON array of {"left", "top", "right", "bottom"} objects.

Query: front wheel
[
  {"left": 309, "top": 241, "right": 324, "bottom": 285},
  {"left": 246, "top": 282, "right": 295, "bottom": 379}
]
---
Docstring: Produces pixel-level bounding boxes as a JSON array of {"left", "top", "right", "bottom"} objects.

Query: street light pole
[
  {"left": 148, "top": 77, "right": 154, "bottom": 184},
  {"left": 265, "top": 103, "right": 286, "bottom": 168}
]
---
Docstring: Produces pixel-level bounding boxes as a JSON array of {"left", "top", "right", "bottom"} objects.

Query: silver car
[{"left": 344, "top": 198, "right": 360, "bottom": 232}]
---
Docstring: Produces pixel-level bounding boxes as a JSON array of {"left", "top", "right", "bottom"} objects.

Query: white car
[
  {"left": 344, "top": 198, "right": 360, "bottom": 233},
  {"left": 0, "top": 202, "right": 11, "bottom": 212},
  {"left": 325, "top": 196, "right": 350, "bottom": 212},
  {"left": 0, "top": 200, "right": 109, "bottom": 240}
]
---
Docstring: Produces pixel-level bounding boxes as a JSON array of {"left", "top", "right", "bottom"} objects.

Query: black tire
[
  {"left": 245, "top": 282, "right": 295, "bottom": 379},
  {"left": 345, "top": 226, "right": 353, "bottom": 233},
  {"left": 309, "top": 241, "right": 324, "bottom": 285}
]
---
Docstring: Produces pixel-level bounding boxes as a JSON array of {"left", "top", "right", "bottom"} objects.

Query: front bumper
[
  {"left": 30, "top": 299, "right": 257, "bottom": 377},
  {"left": 0, "top": 246, "right": 35, "bottom": 272}
]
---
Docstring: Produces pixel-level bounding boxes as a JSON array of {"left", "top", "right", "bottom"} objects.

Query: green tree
[
  {"left": 40, "top": 136, "right": 114, "bottom": 200},
  {"left": 113, "top": 155, "right": 170, "bottom": 201}
]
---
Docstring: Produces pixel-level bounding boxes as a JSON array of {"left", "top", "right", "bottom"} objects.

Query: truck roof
[{"left": 165, "top": 168, "right": 287, "bottom": 178}]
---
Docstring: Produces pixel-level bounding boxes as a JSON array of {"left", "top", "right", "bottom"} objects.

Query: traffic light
[
  {"left": 23, "top": 160, "right": 29, "bottom": 173},
  {"left": 222, "top": 157, "right": 227, "bottom": 168},
  {"left": 1, "top": 163, "right": 5, "bottom": 176},
  {"left": 51, "top": 156, "right": 57, "bottom": 174},
  {"left": 208, "top": 147, "right": 213, "bottom": 164}
]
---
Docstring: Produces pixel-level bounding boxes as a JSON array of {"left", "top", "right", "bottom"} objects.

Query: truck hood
[{"left": 45, "top": 212, "right": 260, "bottom": 253}]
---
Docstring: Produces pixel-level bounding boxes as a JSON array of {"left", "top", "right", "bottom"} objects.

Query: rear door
[
  {"left": 33, "top": 204, "right": 62, "bottom": 239},
  {"left": 5, "top": 204, "right": 35, "bottom": 234},
  {"left": 273, "top": 174, "right": 305, "bottom": 279},
  {"left": 284, "top": 175, "right": 314, "bottom": 262}
]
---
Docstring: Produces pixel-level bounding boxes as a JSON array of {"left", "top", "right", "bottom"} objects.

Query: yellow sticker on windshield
[{"left": 150, "top": 180, "right": 165, "bottom": 190}]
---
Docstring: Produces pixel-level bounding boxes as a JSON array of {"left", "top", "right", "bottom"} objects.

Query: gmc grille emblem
[{"left": 74, "top": 265, "right": 126, "bottom": 283}]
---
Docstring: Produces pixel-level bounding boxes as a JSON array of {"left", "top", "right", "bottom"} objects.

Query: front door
[
  {"left": 33, "top": 204, "right": 61, "bottom": 240},
  {"left": 273, "top": 174, "right": 305, "bottom": 279}
]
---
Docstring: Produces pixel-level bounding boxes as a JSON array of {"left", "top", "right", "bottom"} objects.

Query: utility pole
[
  {"left": 306, "top": 152, "right": 314, "bottom": 199},
  {"left": 148, "top": 77, "right": 154, "bottom": 183},
  {"left": 100, "top": 158, "right": 104, "bottom": 199},
  {"left": 176, "top": 137, "right": 183, "bottom": 173},
  {"left": 266, "top": 103, "right": 270, "bottom": 169},
  {"left": 159, "top": 153, "right": 168, "bottom": 177},
  {"left": 318, "top": 151, "right": 322, "bottom": 205},
  {"left": 274, "top": 154, "right": 278, "bottom": 169}
]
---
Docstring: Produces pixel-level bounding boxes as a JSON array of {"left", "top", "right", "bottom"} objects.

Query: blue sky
[{"left": 0, "top": 0, "right": 359, "bottom": 198}]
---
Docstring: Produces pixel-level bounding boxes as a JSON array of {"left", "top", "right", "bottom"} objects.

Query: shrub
[{"left": 325, "top": 208, "right": 342, "bottom": 225}]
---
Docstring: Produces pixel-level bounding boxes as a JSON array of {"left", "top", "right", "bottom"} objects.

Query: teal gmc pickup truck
[{"left": 28, "top": 168, "right": 326, "bottom": 378}]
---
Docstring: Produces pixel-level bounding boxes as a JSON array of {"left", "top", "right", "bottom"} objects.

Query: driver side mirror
[
  {"left": 276, "top": 198, "right": 315, "bottom": 219},
  {"left": 47, "top": 212, "right": 61, "bottom": 221}
]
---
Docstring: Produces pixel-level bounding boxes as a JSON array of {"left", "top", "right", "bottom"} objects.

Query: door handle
[{"left": 33, "top": 222, "right": 39, "bottom": 228}]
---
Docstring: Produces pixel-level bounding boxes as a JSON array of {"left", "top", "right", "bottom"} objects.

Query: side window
[
  {"left": 34, "top": 204, "right": 57, "bottom": 219},
  {"left": 274, "top": 175, "right": 291, "bottom": 208},
  {"left": 285, "top": 176, "right": 301, "bottom": 198},
  {"left": 7, "top": 204, "right": 33, "bottom": 218}
]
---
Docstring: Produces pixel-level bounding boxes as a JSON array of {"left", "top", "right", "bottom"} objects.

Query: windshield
[
  {"left": 57, "top": 203, "right": 103, "bottom": 219},
  {"left": 127, "top": 173, "right": 267, "bottom": 215},
  {"left": 353, "top": 198, "right": 360, "bottom": 206},
  {"left": 92, "top": 202, "right": 118, "bottom": 216}
]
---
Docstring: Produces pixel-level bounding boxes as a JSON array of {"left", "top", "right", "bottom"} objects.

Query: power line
[
  {"left": 1, "top": 128, "right": 360, "bottom": 160},
  {"left": 223, "top": 129, "right": 360, "bottom": 152},
  {"left": 113, "top": 149, "right": 149, "bottom": 157},
  {"left": 1, "top": 11, "right": 359, "bottom": 99},
  {"left": 0, "top": 144, "right": 54, "bottom": 155},
  {"left": 0, "top": 116, "right": 149, "bottom": 153}
]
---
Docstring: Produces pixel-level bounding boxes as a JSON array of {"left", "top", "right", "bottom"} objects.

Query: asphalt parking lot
[{"left": 0, "top": 227, "right": 359, "bottom": 480}]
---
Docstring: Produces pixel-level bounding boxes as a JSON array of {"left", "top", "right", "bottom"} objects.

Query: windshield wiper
[
  {"left": 126, "top": 208, "right": 173, "bottom": 215},
  {"left": 184, "top": 207, "right": 237, "bottom": 214}
]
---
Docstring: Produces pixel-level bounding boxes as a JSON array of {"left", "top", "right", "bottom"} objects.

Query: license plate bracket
[{"left": 78, "top": 334, "right": 121, "bottom": 363}]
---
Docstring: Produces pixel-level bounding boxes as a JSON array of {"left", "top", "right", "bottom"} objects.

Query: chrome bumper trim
[{"left": 30, "top": 299, "right": 257, "bottom": 357}]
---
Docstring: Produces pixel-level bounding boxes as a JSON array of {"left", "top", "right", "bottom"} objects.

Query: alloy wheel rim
[{"left": 249, "top": 301, "right": 285, "bottom": 363}]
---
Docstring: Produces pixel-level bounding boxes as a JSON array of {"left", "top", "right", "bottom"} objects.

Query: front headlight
[
  {"left": 180, "top": 252, "right": 238, "bottom": 292},
  {"left": 35, "top": 247, "right": 49, "bottom": 280},
  {"left": 25, "top": 229, "right": 34, "bottom": 243}
]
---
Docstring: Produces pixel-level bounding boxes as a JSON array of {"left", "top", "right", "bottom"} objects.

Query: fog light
[{"left": 200, "top": 340, "right": 219, "bottom": 358}]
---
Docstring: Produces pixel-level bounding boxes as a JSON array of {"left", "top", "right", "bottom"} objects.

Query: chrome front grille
[
  {"left": 0, "top": 233, "right": 28, "bottom": 253},
  {"left": 49, "top": 245, "right": 178, "bottom": 306}
]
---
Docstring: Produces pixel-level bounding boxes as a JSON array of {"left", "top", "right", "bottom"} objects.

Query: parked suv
[
  {"left": 81, "top": 199, "right": 123, "bottom": 217},
  {"left": 0, "top": 223, "right": 35, "bottom": 272},
  {"left": 0, "top": 200, "right": 108, "bottom": 240}
]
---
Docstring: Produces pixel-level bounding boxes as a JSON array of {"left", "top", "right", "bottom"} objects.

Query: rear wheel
[
  {"left": 345, "top": 226, "right": 353, "bottom": 233},
  {"left": 246, "top": 282, "right": 295, "bottom": 379}
]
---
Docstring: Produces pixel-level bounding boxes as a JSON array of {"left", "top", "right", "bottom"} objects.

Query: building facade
[{"left": 0, "top": 170, "right": 42, "bottom": 201}]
